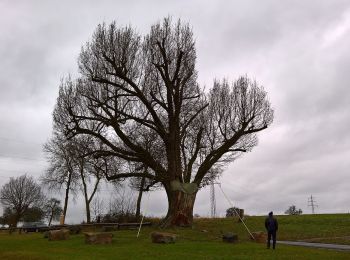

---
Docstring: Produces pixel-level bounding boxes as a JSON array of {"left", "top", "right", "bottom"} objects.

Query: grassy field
[{"left": 1, "top": 214, "right": 350, "bottom": 259}]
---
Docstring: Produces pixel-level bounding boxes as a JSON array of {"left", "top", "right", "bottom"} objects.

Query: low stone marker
[
  {"left": 151, "top": 232, "right": 177, "bottom": 244},
  {"left": 48, "top": 229, "right": 70, "bottom": 241},
  {"left": 84, "top": 232, "right": 113, "bottom": 245},
  {"left": 222, "top": 232, "right": 238, "bottom": 243},
  {"left": 251, "top": 231, "right": 267, "bottom": 243}
]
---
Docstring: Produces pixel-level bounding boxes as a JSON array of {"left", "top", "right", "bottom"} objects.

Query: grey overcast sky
[{"left": 1, "top": 0, "right": 350, "bottom": 223}]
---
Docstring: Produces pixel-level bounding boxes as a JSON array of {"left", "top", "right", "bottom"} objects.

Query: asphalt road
[{"left": 278, "top": 241, "right": 350, "bottom": 251}]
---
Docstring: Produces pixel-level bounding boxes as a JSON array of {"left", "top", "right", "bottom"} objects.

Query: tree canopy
[
  {"left": 52, "top": 17, "right": 273, "bottom": 226},
  {"left": 0, "top": 175, "right": 44, "bottom": 226}
]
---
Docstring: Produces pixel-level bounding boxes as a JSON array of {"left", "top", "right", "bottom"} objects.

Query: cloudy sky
[{"left": 1, "top": 0, "right": 350, "bottom": 223}]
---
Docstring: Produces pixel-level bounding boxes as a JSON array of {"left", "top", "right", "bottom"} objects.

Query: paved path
[{"left": 278, "top": 241, "right": 350, "bottom": 251}]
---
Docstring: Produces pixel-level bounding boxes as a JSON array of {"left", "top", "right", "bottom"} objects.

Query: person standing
[{"left": 265, "top": 211, "right": 278, "bottom": 249}]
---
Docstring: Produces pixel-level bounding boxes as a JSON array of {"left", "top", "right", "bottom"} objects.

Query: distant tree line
[
  {"left": 0, "top": 175, "right": 62, "bottom": 227},
  {"left": 285, "top": 205, "right": 302, "bottom": 215},
  {"left": 0, "top": 173, "right": 143, "bottom": 227}
]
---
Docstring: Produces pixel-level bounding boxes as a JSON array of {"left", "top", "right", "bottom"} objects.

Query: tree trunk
[
  {"left": 81, "top": 180, "right": 91, "bottom": 223},
  {"left": 48, "top": 212, "right": 53, "bottom": 226},
  {"left": 13, "top": 213, "right": 21, "bottom": 228},
  {"left": 85, "top": 200, "right": 91, "bottom": 223},
  {"left": 161, "top": 187, "right": 197, "bottom": 227},
  {"left": 135, "top": 176, "right": 146, "bottom": 219},
  {"left": 62, "top": 171, "right": 72, "bottom": 224}
]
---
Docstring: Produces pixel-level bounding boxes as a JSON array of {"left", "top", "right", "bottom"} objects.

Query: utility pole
[
  {"left": 210, "top": 179, "right": 216, "bottom": 218},
  {"left": 308, "top": 195, "right": 318, "bottom": 214}
]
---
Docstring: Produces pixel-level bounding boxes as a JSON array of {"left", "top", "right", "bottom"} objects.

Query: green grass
[{"left": 1, "top": 214, "right": 350, "bottom": 259}]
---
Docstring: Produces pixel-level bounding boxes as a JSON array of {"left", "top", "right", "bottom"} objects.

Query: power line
[{"left": 308, "top": 195, "right": 318, "bottom": 214}]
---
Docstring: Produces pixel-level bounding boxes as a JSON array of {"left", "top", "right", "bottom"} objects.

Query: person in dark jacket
[{"left": 265, "top": 211, "right": 278, "bottom": 249}]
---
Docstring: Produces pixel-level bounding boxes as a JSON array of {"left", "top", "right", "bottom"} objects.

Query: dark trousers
[{"left": 267, "top": 230, "right": 277, "bottom": 249}]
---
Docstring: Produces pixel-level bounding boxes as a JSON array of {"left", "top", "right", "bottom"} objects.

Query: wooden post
[{"left": 59, "top": 214, "right": 65, "bottom": 225}]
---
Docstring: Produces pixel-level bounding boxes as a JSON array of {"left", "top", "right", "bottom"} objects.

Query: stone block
[
  {"left": 251, "top": 231, "right": 267, "bottom": 243},
  {"left": 151, "top": 232, "right": 177, "bottom": 244},
  {"left": 84, "top": 232, "right": 113, "bottom": 245},
  {"left": 48, "top": 229, "right": 70, "bottom": 241}
]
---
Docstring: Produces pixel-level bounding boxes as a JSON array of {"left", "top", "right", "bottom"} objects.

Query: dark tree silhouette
[
  {"left": 72, "top": 136, "right": 105, "bottom": 223},
  {"left": 53, "top": 17, "right": 274, "bottom": 227},
  {"left": 285, "top": 205, "right": 302, "bottom": 215},
  {"left": 0, "top": 208, "right": 16, "bottom": 227},
  {"left": 0, "top": 175, "right": 44, "bottom": 227},
  {"left": 91, "top": 196, "right": 104, "bottom": 222},
  {"left": 44, "top": 198, "right": 63, "bottom": 226},
  {"left": 43, "top": 131, "right": 120, "bottom": 224},
  {"left": 226, "top": 207, "right": 242, "bottom": 217},
  {"left": 129, "top": 165, "right": 160, "bottom": 219},
  {"left": 22, "top": 207, "right": 45, "bottom": 222},
  {"left": 134, "top": 176, "right": 146, "bottom": 219},
  {"left": 42, "top": 132, "right": 79, "bottom": 224}
]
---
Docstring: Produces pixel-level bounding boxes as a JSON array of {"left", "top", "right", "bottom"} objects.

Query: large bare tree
[
  {"left": 53, "top": 18, "right": 273, "bottom": 227},
  {"left": 0, "top": 175, "right": 44, "bottom": 227},
  {"left": 72, "top": 136, "right": 114, "bottom": 223},
  {"left": 43, "top": 130, "right": 118, "bottom": 223},
  {"left": 42, "top": 132, "right": 79, "bottom": 224}
]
